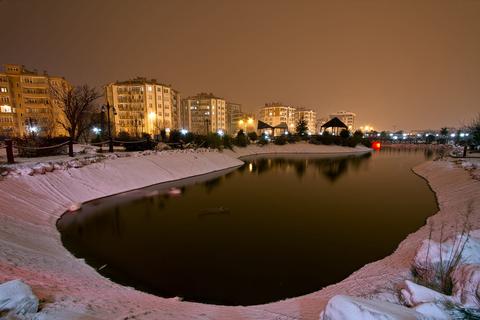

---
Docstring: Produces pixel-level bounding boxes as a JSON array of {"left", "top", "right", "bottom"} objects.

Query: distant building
[
  {"left": 258, "top": 103, "right": 296, "bottom": 133},
  {"left": 183, "top": 93, "right": 227, "bottom": 134},
  {"left": 295, "top": 108, "right": 317, "bottom": 134},
  {"left": 226, "top": 102, "right": 243, "bottom": 134},
  {"left": 105, "top": 77, "right": 181, "bottom": 136},
  {"left": 316, "top": 117, "right": 329, "bottom": 133},
  {"left": 0, "top": 64, "right": 69, "bottom": 137},
  {"left": 329, "top": 111, "right": 356, "bottom": 130}
]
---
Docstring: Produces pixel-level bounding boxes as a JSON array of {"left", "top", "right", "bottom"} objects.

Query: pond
[{"left": 57, "top": 148, "right": 438, "bottom": 306}]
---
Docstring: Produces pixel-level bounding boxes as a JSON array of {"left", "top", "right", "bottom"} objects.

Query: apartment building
[
  {"left": 226, "top": 102, "right": 243, "bottom": 134},
  {"left": 105, "top": 78, "right": 181, "bottom": 136},
  {"left": 0, "top": 64, "right": 69, "bottom": 137},
  {"left": 258, "top": 103, "right": 296, "bottom": 133},
  {"left": 183, "top": 93, "right": 227, "bottom": 134},
  {"left": 295, "top": 108, "right": 317, "bottom": 134},
  {"left": 329, "top": 111, "right": 356, "bottom": 130}
]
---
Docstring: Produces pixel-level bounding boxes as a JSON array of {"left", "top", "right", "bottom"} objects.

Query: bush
[
  {"left": 274, "top": 134, "right": 287, "bottom": 145},
  {"left": 247, "top": 131, "right": 258, "bottom": 142},
  {"left": 234, "top": 130, "right": 249, "bottom": 147},
  {"left": 223, "top": 134, "right": 233, "bottom": 150},
  {"left": 340, "top": 129, "right": 350, "bottom": 139},
  {"left": 258, "top": 133, "right": 270, "bottom": 145},
  {"left": 287, "top": 133, "right": 300, "bottom": 144},
  {"left": 205, "top": 133, "right": 223, "bottom": 149},
  {"left": 117, "top": 132, "right": 157, "bottom": 151},
  {"left": 15, "top": 136, "right": 70, "bottom": 157}
]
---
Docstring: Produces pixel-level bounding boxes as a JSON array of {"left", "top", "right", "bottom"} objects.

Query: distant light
[
  {"left": 217, "top": 130, "right": 224, "bottom": 136},
  {"left": 180, "top": 129, "right": 188, "bottom": 135},
  {"left": 148, "top": 112, "right": 156, "bottom": 120},
  {"left": 460, "top": 133, "right": 465, "bottom": 137},
  {"left": 248, "top": 163, "right": 253, "bottom": 172},
  {"left": 28, "top": 125, "right": 39, "bottom": 133},
  {"left": 466, "top": 133, "right": 469, "bottom": 136},
  {"left": 450, "top": 133, "right": 455, "bottom": 137},
  {"left": 307, "top": 131, "right": 312, "bottom": 136},
  {"left": 403, "top": 133, "right": 407, "bottom": 137},
  {"left": 165, "top": 128, "right": 171, "bottom": 133},
  {"left": 247, "top": 118, "right": 254, "bottom": 124},
  {"left": 393, "top": 136, "right": 398, "bottom": 140},
  {"left": 436, "top": 134, "right": 439, "bottom": 137},
  {"left": 372, "top": 141, "right": 381, "bottom": 150},
  {"left": 417, "top": 134, "right": 421, "bottom": 137},
  {"left": 92, "top": 127, "right": 101, "bottom": 134},
  {"left": 403, "top": 136, "right": 407, "bottom": 140},
  {"left": 389, "top": 133, "right": 393, "bottom": 137},
  {"left": 284, "top": 131, "right": 289, "bottom": 135},
  {"left": 377, "top": 133, "right": 380, "bottom": 137}
]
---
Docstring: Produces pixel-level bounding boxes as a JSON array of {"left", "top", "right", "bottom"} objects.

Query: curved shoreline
[{"left": 1, "top": 144, "right": 478, "bottom": 319}]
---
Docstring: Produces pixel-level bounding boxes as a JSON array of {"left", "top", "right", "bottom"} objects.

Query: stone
[{"left": 0, "top": 279, "right": 39, "bottom": 316}]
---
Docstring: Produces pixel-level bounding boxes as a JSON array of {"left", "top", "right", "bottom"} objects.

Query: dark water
[{"left": 57, "top": 148, "right": 438, "bottom": 306}]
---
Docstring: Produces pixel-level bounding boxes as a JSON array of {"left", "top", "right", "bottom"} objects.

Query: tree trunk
[{"left": 68, "top": 139, "right": 74, "bottom": 157}]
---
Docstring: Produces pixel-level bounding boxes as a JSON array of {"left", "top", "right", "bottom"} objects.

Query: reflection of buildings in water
[{"left": 243, "top": 154, "right": 371, "bottom": 182}]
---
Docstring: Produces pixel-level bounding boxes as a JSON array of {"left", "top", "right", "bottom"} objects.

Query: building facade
[
  {"left": 183, "top": 93, "right": 227, "bottom": 134},
  {"left": 0, "top": 64, "right": 69, "bottom": 137},
  {"left": 329, "top": 111, "right": 356, "bottom": 131},
  {"left": 226, "top": 102, "right": 243, "bottom": 134},
  {"left": 105, "top": 78, "right": 182, "bottom": 136},
  {"left": 295, "top": 108, "right": 317, "bottom": 134},
  {"left": 258, "top": 103, "right": 296, "bottom": 133}
]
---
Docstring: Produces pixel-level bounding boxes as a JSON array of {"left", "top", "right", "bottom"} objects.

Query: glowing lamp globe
[{"left": 372, "top": 141, "right": 381, "bottom": 150}]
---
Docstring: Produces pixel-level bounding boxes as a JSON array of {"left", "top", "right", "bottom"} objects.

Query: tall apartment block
[
  {"left": 295, "top": 108, "right": 317, "bottom": 134},
  {"left": 258, "top": 103, "right": 297, "bottom": 132},
  {"left": 105, "top": 78, "right": 181, "bottom": 136},
  {"left": 182, "top": 93, "right": 226, "bottom": 134},
  {"left": 0, "top": 64, "right": 69, "bottom": 137},
  {"left": 226, "top": 102, "right": 243, "bottom": 134}
]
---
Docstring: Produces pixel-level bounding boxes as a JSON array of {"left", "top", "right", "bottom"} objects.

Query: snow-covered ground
[{"left": 0, "top": 143, "right": 478, "bottom": 319}]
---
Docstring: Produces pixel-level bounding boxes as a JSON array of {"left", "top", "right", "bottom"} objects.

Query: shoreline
[{"left": 1, "top": 143, "right": 478, "bottom": 319}]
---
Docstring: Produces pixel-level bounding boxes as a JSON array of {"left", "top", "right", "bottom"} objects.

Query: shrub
[
  {"left": 247, "top": 131, "right": 258, "bottom": 142},
  {"left": 258, "top": 133, "right": 270, "bottom": 145},
  {"left": 118, "top": 132, "right": 157, "bottom": 151},
  {"left": 340, "top": 129, "right": 350, "bottom": 139},
  {"left": 274, "top": 134, "right": 287, "bottom": 145},
  {"left": 234, "top": 130, "right": 249, "bottom": 147},
  {"left": 15, "top": 136, "right": 70, "bottom": 157},
  {"left": 287, "top": 133, "right": 300, "bottom": 144},
  {"left": 205, "top": 133, "right": 223, "bottom": 149},
  {"left": 223, "top": 134, "right": 234, "bottom": 150}
]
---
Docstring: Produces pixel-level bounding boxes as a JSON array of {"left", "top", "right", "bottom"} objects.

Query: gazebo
[
  {"left": 273, "top": 122, "right": 289, "bottom": 136},
  {"left": 257, "top": 120, "right": 274, "bottom": 136},
  {"left": 321, "top": 117, "right": 348, "bottom": 135}
]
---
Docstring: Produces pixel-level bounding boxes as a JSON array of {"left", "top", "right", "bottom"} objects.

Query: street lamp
[{"left": 101, "top": 103, "right": 116, "bottom": 152}]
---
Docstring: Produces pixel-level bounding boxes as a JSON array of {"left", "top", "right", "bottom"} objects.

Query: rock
[
  {"left": 413, "top": 302, "right": 450, "bottom": 320},
  {"left": 32, "top": 164, "right": 46, "bottom": 175},
  {"left": 0, "top": 279, "right": 39, "bottom": 316},
  {"left": 451, "top": 264, "right": 480, "bottom": 308},
  {"left": 320, "top": 295, "right": 427, "bottom": 320},
  {"left": 68, "top": 203, "right": 82, "bottom": 212},
  {"left": 67, "top": 159, "right": 83, "bottom": 168},
  {"left": 43, "top": 163, "right": 54, "bottom": 172},
  {"left": 400, "top": 280, "right": 455, "bottom": 307}
]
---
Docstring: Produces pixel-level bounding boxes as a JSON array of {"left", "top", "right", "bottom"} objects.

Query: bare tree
[{"left": 50, "top": 84, "right": 102, "bottom": 156}]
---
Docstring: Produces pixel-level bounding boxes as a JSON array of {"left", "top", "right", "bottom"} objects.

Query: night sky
[{"left": 1, "top": 0, "right": 479, "bottom": 130}]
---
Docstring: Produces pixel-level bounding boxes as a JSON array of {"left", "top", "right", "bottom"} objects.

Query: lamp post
[{"left": 101, "top": 103, "right": 116, "bottom": 152}]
